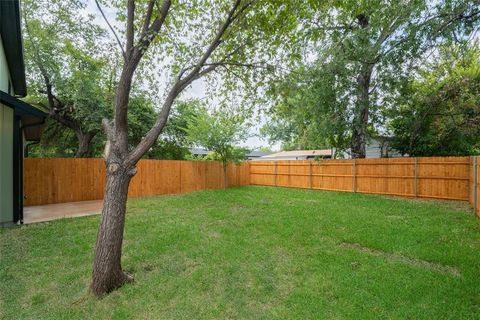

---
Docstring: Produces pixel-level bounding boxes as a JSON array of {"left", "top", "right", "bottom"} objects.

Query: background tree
[
  {"left": 146, "top": 100, "right": 202, "bottom": 160},
  {"left": 388, "top": 44, "right": 480, "bottom": 156},
  {"left": 183, "top": 107, "right": 250, "bottom": 187},
  {"left": 261, "top": 61, "right": 351, "bottom": 154},
  {"left": 23, "top": 0, "right": 110, "bottom": 157},
  {"left": 27, "top": 92, "right": 159, "bottom": 158},
  {"left": 263, "top": 0, "right": 480, "bottom": 157}
]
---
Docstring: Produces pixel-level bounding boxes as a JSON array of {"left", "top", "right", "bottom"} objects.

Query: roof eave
[
  {"left": 0, "top": 0, "right": 27, "bottom": 97},
  {"left": 0, "top": 91, "right": 47, "bottom": 118}
]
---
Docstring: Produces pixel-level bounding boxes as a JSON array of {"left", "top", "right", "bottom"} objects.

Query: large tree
[
  {"left": 89, "top": 0, "right": 294, "bottom": 296},
  {"left": 23, "top": 0, "right": 112, "bottom": 157},
  {"left": 263, "top": 0, "right": 480, "bottom": 157}
]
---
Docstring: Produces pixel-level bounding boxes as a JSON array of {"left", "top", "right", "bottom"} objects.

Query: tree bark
[
  {"left": 75, "top": 131, "right": 96, "bottom": 158},
  {"left": 223, "top": 162, "right": 228, "bottom": 189},
  {"left": 350, "top": 13, "right": 373, "bottom": 159},
  {"left": 350, "top": 64, "right": 373, "bottom": 159},
  {"left": 91, "top": 160, "right": 136, "bottom": 297}
]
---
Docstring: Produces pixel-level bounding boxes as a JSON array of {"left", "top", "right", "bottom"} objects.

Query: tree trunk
[
  {"left": 91, "top": 161, "right": 136, "bottom": 297},
  {"left": 75, "top": 131, "right": 95, "bottom": 158},
  {"left": 223, "top": 162, "right": 228, "bottom": 189},
  {"left": 351, "top": 64, "right": 372, "bottom": 159}
]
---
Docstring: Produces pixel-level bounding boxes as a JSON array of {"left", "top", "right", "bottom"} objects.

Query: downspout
[
  {"left": 17, "top": 116, "right": 46, "bottom": 224},
  {"left": 25, "top": 140, "right": 40, "bottom": 158}
]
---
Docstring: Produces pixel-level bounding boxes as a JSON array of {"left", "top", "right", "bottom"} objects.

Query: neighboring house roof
[
  {"left": 190, "top": 148, "right": 210, "bottom": 155},
  {"left": 0, "top": 0, "right": 26, "bottom": 96},
  {"left": 247, "top": 151, "right": 273, "bottom": 157},
  {"left": 261, "top": 149, "right": 332, "bottom": 158},
  {"left": 190, "top": 149, "right": 273, "bottom": 159}
]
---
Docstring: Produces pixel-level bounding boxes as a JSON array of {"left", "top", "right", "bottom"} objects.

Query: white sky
[{"left": 83, "top": 0, "right": 278, "bottom": 151}]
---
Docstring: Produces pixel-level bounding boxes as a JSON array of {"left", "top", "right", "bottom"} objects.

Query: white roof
[{"left": 261, "top": 149, "right": 332, "bottom": 158}]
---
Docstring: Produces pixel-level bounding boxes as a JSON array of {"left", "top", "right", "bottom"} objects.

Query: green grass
[{"left": 1, "top": 186, "right": 480, "bottom": 319}]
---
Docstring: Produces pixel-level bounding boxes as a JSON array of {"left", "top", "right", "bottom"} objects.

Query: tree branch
[
  {"left": 133, "top": 0, "right": 171, "bottom": 58},
  {"left": 127, "top": 0, "right": 254, "bottom": 165},
  {"left": 126, "top": 0, "right": 135, "bottom": 57},
  {"left": 142, "top": 0, "right": 156, "bottom": 35},
  {"left": 112, "top": 0, "right": 171, "bottom": 155},
  {"left": 94, "top": 0, "right": 126, "bottom": 60}
]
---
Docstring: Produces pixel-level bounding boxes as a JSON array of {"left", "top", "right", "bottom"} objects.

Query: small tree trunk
[
  {"left": 223, "top": 162, "right": 228, "bottom": 189},
  {"left": 91, "top": 161, "right": 136, "bottom": 297},
  {"left": 75, "top": 131, "right": 95, "bottom": 158}
]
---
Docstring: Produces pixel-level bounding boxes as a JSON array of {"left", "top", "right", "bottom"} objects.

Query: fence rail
[{"left": 24, "top": 158, "right": 249, "bottom": 206}]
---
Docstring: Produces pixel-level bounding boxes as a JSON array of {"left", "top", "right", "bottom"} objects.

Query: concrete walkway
[{"left": 24, "top": 200, "right": 103, "bottom": 224}]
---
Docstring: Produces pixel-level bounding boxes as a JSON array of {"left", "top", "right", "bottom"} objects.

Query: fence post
[
  {"left": 474, "top": 156, "right": 477, "bottom": 214},
  {"left": 179, "top": 161, "right": 182, "bottom": 193},
  {"left": 274, "top": 161, "right": 277, "bottom": 186},
  {"left": 288, "top": 161, "right": 291, "bottom": 187},
  {"left": 204, "top": 162, "right": 208, "bottom": 189},
  {"left": 352, "top": 159, "right": 357, "bottom": 192},
  {"left": 414, "top": 158, "right": 418, "bottom": 197},
  {"left": 309, "top": 161, "right": 313, "bottom": 189}
]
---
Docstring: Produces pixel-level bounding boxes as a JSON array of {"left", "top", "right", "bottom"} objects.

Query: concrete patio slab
[{"left": 24, "top": 200, "right": 103, "bottom": 224}]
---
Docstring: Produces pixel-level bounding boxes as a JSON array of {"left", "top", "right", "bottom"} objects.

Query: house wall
[
  {"left": 365, "top": 140, "right": 382, "bottom": 158},
  {"left": 0, "top": 34, "right": 14, "bottom": 224}
]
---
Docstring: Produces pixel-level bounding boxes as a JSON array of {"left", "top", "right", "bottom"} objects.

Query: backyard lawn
[{"left": 1, "top": 186, "right": 480, "bottom": 319}]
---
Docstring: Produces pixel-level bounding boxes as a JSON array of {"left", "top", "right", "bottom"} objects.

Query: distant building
[
  {"left": 190, "top": 148, "right": 209, "bottom": 157},
  {"left": 334, "top": 137, "right": 404, "bottom": 159},
  {"left": 189, "top": 148, "right": 273, "bottom": 160},
  {"left": 366, "top": 137, "right": 403, "bottom": 158},
  {"left": 254, "top": 149, "right": 333, "bottom": 161},
  {"left": 246, "top": 151, "right": 273, "bottom": 160}
]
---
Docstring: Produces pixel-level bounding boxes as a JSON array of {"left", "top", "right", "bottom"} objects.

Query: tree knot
[{"left": 108, "top": 163, "right": 121, "bottom": 174}]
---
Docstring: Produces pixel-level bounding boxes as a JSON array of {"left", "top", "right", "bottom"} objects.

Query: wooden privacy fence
[
  {"left": 24, "top": 158, "right": 249, "bottom": 206},
  {"left": 250, "top": 157, "right": 479, "bottom": 215},
  {"left": 24, "top": 156, "right": 480, "bottom": 217}
]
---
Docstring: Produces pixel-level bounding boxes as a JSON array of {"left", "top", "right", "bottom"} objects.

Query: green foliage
[
  {"left": 22, "top": 0, "right": 112, "bottom": 156},
  {"left": 183, "top": 105, "right": 250, "bottom": 167},
  {"left": 262, "top": 0, "right": 479, "bottom": 156},
  {"left": 261, "top": 61, "right": 351, "bottom": 153},
  {"left": 388, "top": 44, "right": 480, "bottom": 156},
  {"left": 146, "top": 101, "right": 203, "bottom": 160},
  {"left": 203, "top": 147, "right": 250, "bottom": 165}
]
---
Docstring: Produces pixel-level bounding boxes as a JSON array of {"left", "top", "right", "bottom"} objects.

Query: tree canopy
[
  {"left": 183, "top": 105, "right": 250, "bottom": 186},
  {"left": 388, "top": 44, "right": 480, "bottom": 156},
  {"left": 262, "top": 0, "right": 480, "bottom": 157},
  {"left": 23, "top": 0, "right": 111, "bottom": 157}
]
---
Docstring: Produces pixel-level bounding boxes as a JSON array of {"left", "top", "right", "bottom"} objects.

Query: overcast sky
[{"left": 84, "top": 0, "right": 278, "bottom": 151}]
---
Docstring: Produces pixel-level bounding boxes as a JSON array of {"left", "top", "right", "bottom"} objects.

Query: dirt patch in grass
[
  {"left": 381, "top": 196, "right": 472, "bottom": 213},
  {"left": 230, "top": 205, "right": 247, "bottom": 214},
  {"left": 340, "top": 242, "right": 461, "bottom": 277}
]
